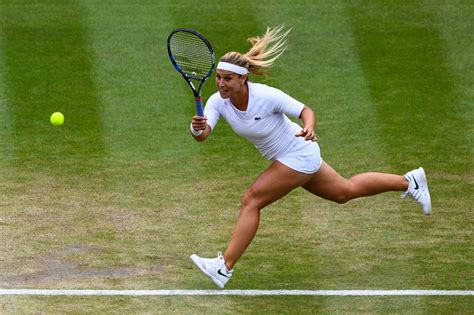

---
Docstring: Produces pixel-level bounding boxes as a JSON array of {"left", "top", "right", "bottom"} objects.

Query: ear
[{"left": 239, "top": 74, "right": 248, "bottom": 85}]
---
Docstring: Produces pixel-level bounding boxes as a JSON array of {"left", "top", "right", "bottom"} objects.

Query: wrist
[{"left": 190, "top": 122, "right": 204, "bottom": 136}]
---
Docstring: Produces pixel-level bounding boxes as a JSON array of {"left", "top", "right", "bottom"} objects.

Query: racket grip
[{"left": 194, "top": 97, "right": 204, "bottom": 117}]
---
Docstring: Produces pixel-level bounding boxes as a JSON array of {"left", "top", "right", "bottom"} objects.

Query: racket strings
[{"left": 170, "top": 33, "right": 213, "bottom": 78}]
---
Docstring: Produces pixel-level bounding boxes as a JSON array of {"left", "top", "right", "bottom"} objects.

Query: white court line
[{"left": 0, "top": 289, "right": 473, "bottom": 296}]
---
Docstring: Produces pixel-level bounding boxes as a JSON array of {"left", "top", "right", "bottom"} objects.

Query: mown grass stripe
[
  {"left": 347, "top": 2, "right": 469, "bottom": 172},
  {"left": 1, "top": 2, "right": 106, "bottom": 174},
  {"left": 0, "top": 289, "right": 472, "bottom": 296}
]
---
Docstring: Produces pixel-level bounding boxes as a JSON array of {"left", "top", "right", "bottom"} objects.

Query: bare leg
[
  {"left": 303, "top": 162, "right": 408, "bottom": 203},
  {"left": 224, "top": 161, "right": 312, "bottom": 270}
]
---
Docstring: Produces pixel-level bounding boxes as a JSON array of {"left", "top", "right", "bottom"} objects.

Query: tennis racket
[{"left": 167, "top": 28, "right": 215, "bottom": 117}]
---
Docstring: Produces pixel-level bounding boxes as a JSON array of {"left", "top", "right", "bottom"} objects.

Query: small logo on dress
[{"left": 254, "top": 117, "right": 261, "bottom": 120}]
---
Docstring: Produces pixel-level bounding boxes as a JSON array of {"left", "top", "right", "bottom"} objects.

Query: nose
[{"left": 217, "top": 78, "right": 225, "bottom": 88}]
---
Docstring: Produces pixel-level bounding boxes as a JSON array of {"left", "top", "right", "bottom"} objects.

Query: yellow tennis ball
[{"left": 50, "top": 112, "right": 64, "bottom": 126}]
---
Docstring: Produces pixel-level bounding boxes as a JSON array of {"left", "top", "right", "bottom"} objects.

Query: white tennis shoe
[
  {"left": 190, "top": 252, "right": 233, "bottom": 289},
  {"left": 401, "top": 167, "right": 431, "bottom": 215}
]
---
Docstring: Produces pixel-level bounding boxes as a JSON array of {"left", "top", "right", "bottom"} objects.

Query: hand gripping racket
[{"left": 167, "top": 28, "right": 215, "bottom": 117}]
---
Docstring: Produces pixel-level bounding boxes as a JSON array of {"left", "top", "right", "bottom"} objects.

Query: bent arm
[{"left": 296, "top": 105, "right": 317, "bottom": 141}]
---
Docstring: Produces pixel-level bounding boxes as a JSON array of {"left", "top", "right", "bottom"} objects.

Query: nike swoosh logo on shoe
[
  {"left": 217, "top": 269, "right": 230, "bottom": 278},
  {"left": 411, "top": 175, "right": 419, "bottom": 189}
]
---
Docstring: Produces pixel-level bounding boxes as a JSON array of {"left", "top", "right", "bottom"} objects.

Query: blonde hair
[{"left": 220, "top": 26, "right": 290, "bottom": 76}]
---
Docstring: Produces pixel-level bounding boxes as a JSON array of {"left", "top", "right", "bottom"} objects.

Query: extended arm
[{"left": 295, "top": 105, "right": 317, "bottom": 142}]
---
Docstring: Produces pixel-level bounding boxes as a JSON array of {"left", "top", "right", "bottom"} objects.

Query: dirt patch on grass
[{"left": 0, "top": 245, "right": 165, "bottom": 286}]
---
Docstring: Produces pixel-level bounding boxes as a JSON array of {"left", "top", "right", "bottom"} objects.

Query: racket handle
[{"left": 194, "top": 97, "right": 204, "bottom": 117}]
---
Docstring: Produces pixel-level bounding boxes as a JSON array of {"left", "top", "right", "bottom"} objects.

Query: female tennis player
[{"left": 189, "top": 26, "right": 431, "bottom": 289}]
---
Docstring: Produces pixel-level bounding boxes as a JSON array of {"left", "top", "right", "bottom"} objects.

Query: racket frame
[{"left": 167, "top": 28, "right": 215, "bottom": 117}]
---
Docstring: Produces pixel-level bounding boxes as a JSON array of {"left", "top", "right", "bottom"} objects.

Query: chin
[{"left": 219, "top": 91, "right": 229, "bottom": 98}]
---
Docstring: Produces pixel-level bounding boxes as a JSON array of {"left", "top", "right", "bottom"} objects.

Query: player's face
[{"left": 216, "top": 70, "right": 247, "bottom": 99}]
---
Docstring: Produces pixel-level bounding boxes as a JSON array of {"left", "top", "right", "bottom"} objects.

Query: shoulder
[
  {"left": 206, "top": 92, "right": 225, "bottom": 108},
  {"left": 249, "top": 82, "right": 282, "bottom": 94},
  {"left": 207, "top": 91, "right": 224, "bottom": 103},
  {"left": 249, "top": 82, "right": 287, "bottom": 99},
  {"left": 249, "top": 82, "right": 293, "bottom": 107}
]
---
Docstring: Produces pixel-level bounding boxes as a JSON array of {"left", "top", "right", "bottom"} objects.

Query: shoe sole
[{"left": 190, "top": 254, "right": 225, "bottom": 289}]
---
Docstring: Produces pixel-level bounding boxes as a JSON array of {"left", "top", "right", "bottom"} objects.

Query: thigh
[
  {"left": 302, "top": 161, "right": 350, "bottom": 201},
  {"left": 245, "top": 161, "right": 313, "bottom": 209}
]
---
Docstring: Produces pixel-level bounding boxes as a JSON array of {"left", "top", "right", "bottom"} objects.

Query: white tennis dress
[{"left": 204, "top": 81, "right": 322, "bottom": 174}]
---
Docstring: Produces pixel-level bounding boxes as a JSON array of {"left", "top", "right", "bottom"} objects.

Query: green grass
[{"left": 0, "top": 0, "right": 473, "bottom": 313}]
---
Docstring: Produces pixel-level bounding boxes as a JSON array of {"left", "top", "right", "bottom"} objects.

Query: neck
[{"left": 230, "top": 83, "right": 249, "bottom": 111}]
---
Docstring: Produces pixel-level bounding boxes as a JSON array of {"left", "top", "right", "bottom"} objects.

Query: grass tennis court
[{"left": 0, "top": 0, "right": 472, "bottom": 313}]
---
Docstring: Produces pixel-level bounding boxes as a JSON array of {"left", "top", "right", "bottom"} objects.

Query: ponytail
[{"left": 219, "top": 26, "right": 290, "bottom": 76}]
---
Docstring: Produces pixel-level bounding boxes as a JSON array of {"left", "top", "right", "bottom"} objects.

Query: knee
[
  {"left": 241, "top": 188, "right": 254, "bottom": 208},
  {"left": 331, "top": 182, "right": 354, "bottom": 204},
  {"left": 333, "top": 194, "right": 350, "bottom": 204},
  {"left": 241, "top": 187, "right": 260, "bottom": 210}
]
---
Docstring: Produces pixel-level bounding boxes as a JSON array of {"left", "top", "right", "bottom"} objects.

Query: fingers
[
  {"left": 295, "top": 128, "right": 317, "bottom": 142},
  {"left": 191, "top": 115, "right": 207, "bottom": 130}
]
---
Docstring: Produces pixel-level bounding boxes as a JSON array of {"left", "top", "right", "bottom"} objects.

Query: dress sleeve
[
  {"left": 271, "top": 88, "right": 305, "bottom": 118},
  {"left": 203, "top": 94, "right": 221, "bottom": 130}
]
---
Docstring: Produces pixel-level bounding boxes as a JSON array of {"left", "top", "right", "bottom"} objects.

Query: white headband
[{"left": 216, "top": 62, "right": 248, "bottom": 75}]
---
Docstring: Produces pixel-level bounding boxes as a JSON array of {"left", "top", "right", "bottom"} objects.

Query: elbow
[{"left": 299, "top": 105, "right": 313, "bottom": 118}]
